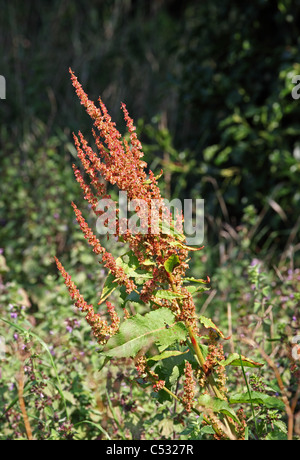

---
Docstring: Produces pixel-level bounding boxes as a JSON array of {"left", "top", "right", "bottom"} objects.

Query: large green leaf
[
  {"left": 229, "top": 391, "right": 285, "bottom": 410},
  {"left": 103, "top": 308, "right": 188, "bottom": 358},
  {"left": 197, "top": 394, "right": 240, "bottom": 423},
  {"left": 220, "top": 353, "right": 264, "bottom": 368}
]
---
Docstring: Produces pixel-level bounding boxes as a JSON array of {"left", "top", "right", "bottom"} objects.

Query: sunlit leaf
[
  {"left": 197, "top": 394, "right": 240, "bottom": 423},
  {"left": 147, "top": 349, "right": 189, "bottom": 362},
  {"left": 153, "top": 289, "right": 186, "bottom": 300},
  {"left": 229, "top": 392, "right": 285, "bottom": 410},
  {"left": 164, "top": 254, "right": 180, "bottom": 273},
  {"left": 220, "top": 353, "right": 264, "bottom": 368},
  {"left": 103, "top": 308, "right": 188, "bottom": 358},
  {"left": 199, "top": 315, "right": 228, "bottom": 339}
]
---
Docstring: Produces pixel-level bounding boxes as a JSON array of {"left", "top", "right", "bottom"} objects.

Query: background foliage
[{"left": 0, "top": 0, "right": 299, "bottom": 440}]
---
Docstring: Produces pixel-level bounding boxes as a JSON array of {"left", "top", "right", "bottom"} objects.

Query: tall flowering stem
[{"left": 54, "top": 69, "right": 252, "bottom": 440}]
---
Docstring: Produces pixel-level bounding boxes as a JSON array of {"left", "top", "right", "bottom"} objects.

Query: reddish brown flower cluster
[
  {"left": 54, "top": 257, "right": 119, "bottom": 344},
  {"left": 152, "top": 380, "right": 166, "bottom": 393},
  {"left": 235, "top": 408, "right": 247, "bottom": 440},
  {"left": 55, "top": 69, "right": 204, "bottom": 339},
  {"left": 69, "top": 69, "right": 160, "bottom": 204},
  {"left": 176, "top": 288, "right": 197, "bottom": 328},
  {"left": 134, "top": 355, "right": 147, "bottom": 377},
  {"left": 203, "top": 331, "right": 227, "bottom": 397},
  {"left": 182, "top": 361, "right": 195, "bottom": 412},
  {"left": 71, "top": 202, "right": 136, "bottom": 294}
]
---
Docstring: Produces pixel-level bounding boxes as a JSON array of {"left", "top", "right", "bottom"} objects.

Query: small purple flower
[
  {"left": 10, "top": 312, "right": 18, "bottom": 319},
  {"left": 0, "top": 248, "right": 3, "bottom": 255},
  {"left": 250, "top": 258, "right": 260, "bottom": 266},
  {"left": 65, "top": 318, "right": 80, "bottom": 333},
  {"left": 49, "top": 345, "right": 55, "bottom": 356},
  {"left": 8, "top": 383, "right": 14, "bottom": 391},
  {"left": 281, "top": 296, "right": 289, "bottom": 302}
]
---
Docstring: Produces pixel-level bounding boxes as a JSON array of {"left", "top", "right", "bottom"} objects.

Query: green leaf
[
  {"left": 197, "top": 394, "right": 240, "bottom": 423},
  {"left": 159, "top": 220, "right": 185, "bottom": 241},
  {"left": 98, "top": 272, "right": 118, "bottom": 305},
  {"left": 116, "top": 253, "right": 152, "bottom": 280},
  {"left": 185, "top": 285, "right": 210, "bottom": 295},
  {"left": 220, "top": 353, "right": 264, "bottom": 368},
  {"left": 164, "top": 254, "right": 180, "bottom": 273},
  {"left": 140, "top": 259, "right": 156, "bottom": 267},
  {"left": 62, "top": 390, "right": 77, "bottom": 405},
  {"left": 198, "top": 315, "right": 227, "bottom": 339},
  {"left": 103, "top": 308, "right": 188, "bottom": 358},
  {"left": 147, "top": 349, "right": 189, "bottom": 362},
  {"left": 229, "top": 391, "right": 285, "bottom": 410},
  {"left": 153, "top": 289, "right": 186, "bottom": 300},
  {"left": 168, "top": 365, "right": 180, "bottom": 387},
  {"left": 265, "top": 421, "right": 288, "bottom": 440},
  {"left": 152, "top": 348, "right": 191, "bottom": 402},
  {"left": 99, "top": 250, "right": 152, "bottom": 305},
  {"left": 183, "top": 276, "right": 210, "bottom": 284},
  {"left": 120, "top": 286, "right": 144, "bottom": 307},
  {"left": 182, "top": 276, "right": 211, "bottom": 296},
  {"left": 169, "top": 241, "right": 204, "bottom": 252},
  {"left": 73, "top": 420, "right": 111, "bottom": 440}
]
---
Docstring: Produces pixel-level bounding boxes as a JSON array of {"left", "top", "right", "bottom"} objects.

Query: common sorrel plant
[{"left": 55, "top": 69, "right": 264, "bottom": 440}]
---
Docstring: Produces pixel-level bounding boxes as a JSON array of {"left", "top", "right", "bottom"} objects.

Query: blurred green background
[{"left": 1, "top": 0, "right": 300, "bottom": 312}]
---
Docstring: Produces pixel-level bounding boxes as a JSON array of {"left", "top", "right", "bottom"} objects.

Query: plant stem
[
  {"left": 166, "top": 272, "right": 238, "bottom": 439},
  {"left": 152, "top": 377, "right": 223, "bottom": 438},
  {"left": 187, "top": 325, "right": 226, "bottom": 401},
  {"left": 166, "top": 272, "right": 226, "bottom": 400},
  {"left": 17, "top": 363, "right": 33, "bottom": 440}
]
